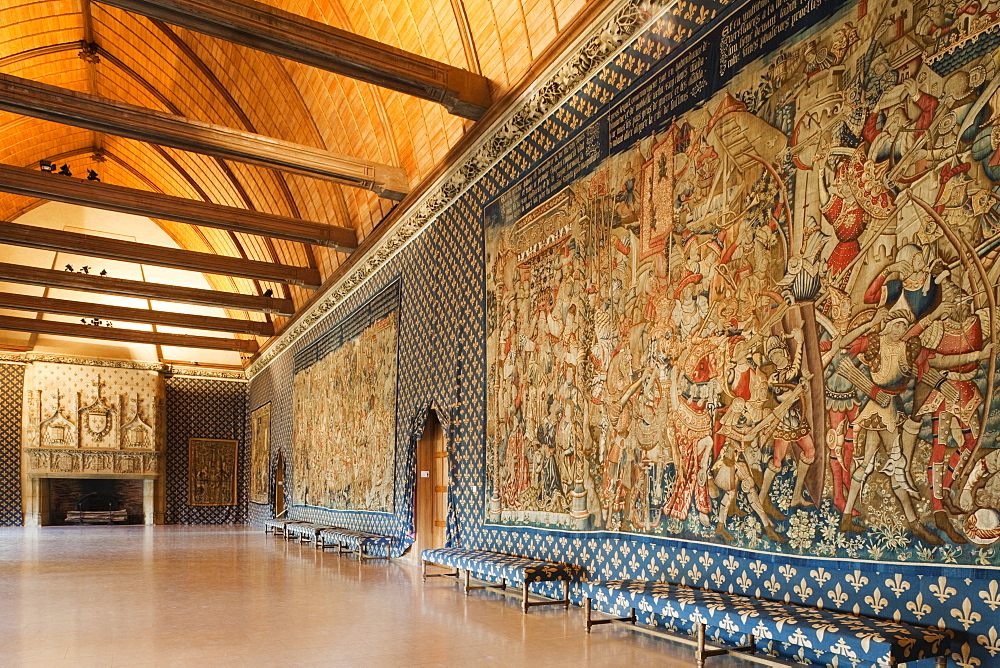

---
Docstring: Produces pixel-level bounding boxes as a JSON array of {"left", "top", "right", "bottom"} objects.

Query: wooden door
[
  {"left": 413, "top": 410, "right": 448, "bottom": 560},
  {"left": 274, "top": 452, "right": 285, "bottom": 516}
]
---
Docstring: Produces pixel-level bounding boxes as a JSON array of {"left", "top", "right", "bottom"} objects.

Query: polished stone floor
[{"left": 0, "top": 525, "right": 752, "bottom": 667}]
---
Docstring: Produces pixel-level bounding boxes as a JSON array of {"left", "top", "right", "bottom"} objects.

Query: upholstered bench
[
  {"left": 421, "top": 547, "right": 585, "bottom": 613},
  {"left": 582, "top": 580, "right": 949, "bottom": 668},
  {"left": 318, "top": 527, "right": 392, "bottom": 560},
  {"left": 263, "top": 518, "right": 307, "bottom": 537},
  {"left": 284, "top": 522, "right": 335, "bottom": 545}
]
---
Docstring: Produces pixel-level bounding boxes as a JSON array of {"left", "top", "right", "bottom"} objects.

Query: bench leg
[
  {"left": 465, "top": 569, "right": 471, "bottom": 595},
  {"left": 522, "top": 579, "right": 529, "bottom": 613},
  {"left": 585, "top": 597, "right": 592, "bottom": 633},
  {"left": 935, "top": 657, "right": 946, "bottom": 668},
  {"left": 422, "top": 560, "right": 427, "bottom": 582},
  {"left": 563, "top": 580, "right": 570, "bottom": 609},
  {"left": 696, "top": 623, "right": 706, "bottom": 668}
]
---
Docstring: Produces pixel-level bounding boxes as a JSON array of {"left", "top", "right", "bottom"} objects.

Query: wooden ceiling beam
[
  {"left": 0, "top": 292, "right": 274, "bottom": 336},
  {"left": 0, "top": 262, "right": 294, "bottom": 315},
  {"left": 0, "top": 221, "right": 322, "bottom": 288},
  {"left": 95, "top": 0, "right": 492, "bottom": 120},
  {"left": 0, "top": 163, "right": 357, "bottom": 250},
  {"left": 0, "top": 313, "right": 258, "bottom": 353},
  {"left": 0, "top": 73, "right": 409, "bottom": 200}
]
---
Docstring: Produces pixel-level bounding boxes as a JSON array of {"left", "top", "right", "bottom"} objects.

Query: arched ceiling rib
[{"left": 0, "top": 0, "right": 592, "bottom": 366}]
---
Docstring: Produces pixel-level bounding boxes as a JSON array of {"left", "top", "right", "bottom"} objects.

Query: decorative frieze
[{"left": 24, "top": 448, "right": 162, "bottom": 476}]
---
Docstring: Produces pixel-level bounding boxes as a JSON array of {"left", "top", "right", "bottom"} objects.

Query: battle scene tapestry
[
  {"left": 188, "top": 438, "right": 238, "bottom": 506},
  {"left": 249, "top": 403, "right": 270, "bottom": 505},
  {"left": 292, "top": 285, "right": 399, "bottom": 513},
  {"left": 486, "top": 0, "right": 1000, "bottom": 566}
]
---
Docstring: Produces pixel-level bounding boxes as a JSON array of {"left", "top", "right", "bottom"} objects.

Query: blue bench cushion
[
  {"left": 422, "top": 547, "right": 585, "bottom": 583},
  {"left": 581, "top": 580, "right": 948, "bottom": 664},
  {"left": 285, "top": 523, "right": 329, "bottom": 538},
  {"left": 320, "top": 527, "right": 391, "bottom": 552},
  {"left": 263, "top": 519, "right": 301, "bottom": 531}
]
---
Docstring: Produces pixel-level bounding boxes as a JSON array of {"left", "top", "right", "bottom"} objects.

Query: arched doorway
[
  {"left": 412, "top": 410, "right": 448, "bottom": 562},
  {"left": 273, "top": 451, "right": 286, "bottom": 517}
]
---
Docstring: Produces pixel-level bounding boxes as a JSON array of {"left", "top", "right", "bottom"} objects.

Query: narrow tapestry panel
[
  {"left": 250, "top": 403, "right": 270, "bottom": 505},
  {"left": 486, "top": 0, "right": 1000, "bottom": 565},
  {"left": 188, "top": 438, "right": 238, "bottom": 506},
  {"left": 292, "top": 311, "right": 398, "bottom": 512}
]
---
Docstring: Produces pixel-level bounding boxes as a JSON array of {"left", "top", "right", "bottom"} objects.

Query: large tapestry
[
  {"left": 249, "top": 403, "right": 270, "bottom": 505},
  {"left": 292, "top": 285, "right": 399, "bottom": 512},
  {"left": 486, "top": 0, "right": 1000, "bottom": 566},
  {"left": 188, "top": 438, "right": 238, "bottom": 506}
]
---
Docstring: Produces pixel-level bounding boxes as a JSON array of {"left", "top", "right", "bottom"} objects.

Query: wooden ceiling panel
[
  {"left": 313, "top": 247, "right": 350, "bottom": 280},
  {"left": 0, "top": 60, "right": 89, "bottom": 95},
  {"left": 163, "top": 25, "right": 326, "bottom": 148},
  {"left": 233, "top": 233, "right": 272, "bottom": 266},
  {"left": 0, "top": 3, "right": 83, "bottom": 59},
  {"left": 551, "top": 0, "right": 586, "bottom": 30},
  {"left": 280, "top": 172, "right": 350, "bottom": 231},
  {"left": 98, "top": 137, "right": 203, "bottom": 199},
  {"left": 0, "top": 51, "right": 89, "bottom": 82},
  {"left": 152, "top": 146, "right": 257, "bottom": 210},
  {"left": 220, "top": 161, "right": 295, "bottom": 220},
  {"left": 0, "top": 192, "right": 40, "bottom": 223},
  {"left": 1, "top": 0, "right": 592, "bottom": 367},
  {"left": 94, "top": 63, "right": 182, "bottom": 115},
  {"left": 192, "top": 226, "right": 244, "bottom": 262},
  {"left": 1, "top": 121, "right": 92, "bottom": 169}
]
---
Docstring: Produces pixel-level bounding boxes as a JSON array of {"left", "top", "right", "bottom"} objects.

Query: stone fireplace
[
  {"left": 21, "top": 359, "right": 166, "bottom": 526},
  {"left": 40, "top": 478, "right": 147, "bottom": 525}
]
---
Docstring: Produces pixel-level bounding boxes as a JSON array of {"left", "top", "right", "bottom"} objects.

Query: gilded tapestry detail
[
  {"left": 188, "top": 438, "right": 238, "bottom": 506},
  {"left": 292, "top": 309, "right": 398, "bottom": 513},
  {"left": 486, "top": 0, "right": 1000, "bottom": 565}
]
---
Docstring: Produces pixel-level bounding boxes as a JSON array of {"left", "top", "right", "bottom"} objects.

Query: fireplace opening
[{"left": 45, "top": 479, "right": 145, "bottom": 526}]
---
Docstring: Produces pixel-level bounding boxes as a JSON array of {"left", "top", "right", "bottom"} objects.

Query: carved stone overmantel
[{"left": 20, "top": 360, "right": 167, "bottom": 526}]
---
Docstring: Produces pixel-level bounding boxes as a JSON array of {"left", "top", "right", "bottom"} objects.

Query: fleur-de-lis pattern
[
  {"left": 0, "top": 364, "right": 23, "bottom": 526},
  {"left": 165, "top": 377, "right": 248, "bottom": 524},
  {"left": 319, "top": 527, "right": 392, "bottom": 557},
  {"left": 582, "top": 580, "right": 949, "bottom": 664},
  {"left": 421, "top": 547, "right": 585, "bottom": 584}
]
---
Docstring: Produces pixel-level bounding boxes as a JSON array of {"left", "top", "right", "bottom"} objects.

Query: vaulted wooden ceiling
[{"left": 0, "top": 0, "right": 591, "bottom": 367}]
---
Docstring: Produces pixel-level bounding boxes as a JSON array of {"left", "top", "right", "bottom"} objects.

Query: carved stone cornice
[
  {"left": 246, "top": 0, "right": 679, "bottom": 379},
  {"left": 2, "top": 352, "right": 165, "bottom": 371},
  {"left": 169, "top": 367, "right": 248, "bottom": 381},
  {"left": 0, "top": 351, "right": 247, "bottom": 380}
]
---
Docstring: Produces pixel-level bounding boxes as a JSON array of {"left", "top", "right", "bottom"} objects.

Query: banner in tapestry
[
  {"left": 292, "top": 283, "right": 400, "bottom": 512},
  {"left": 249, "top": 403, "right": 270, "bottom": 505},
  {"left": 485, "top": 0, "right": 1000, "bottom": 565},
  {"left": 188, "top": 438, "right": 238, "bottom": 506}
]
